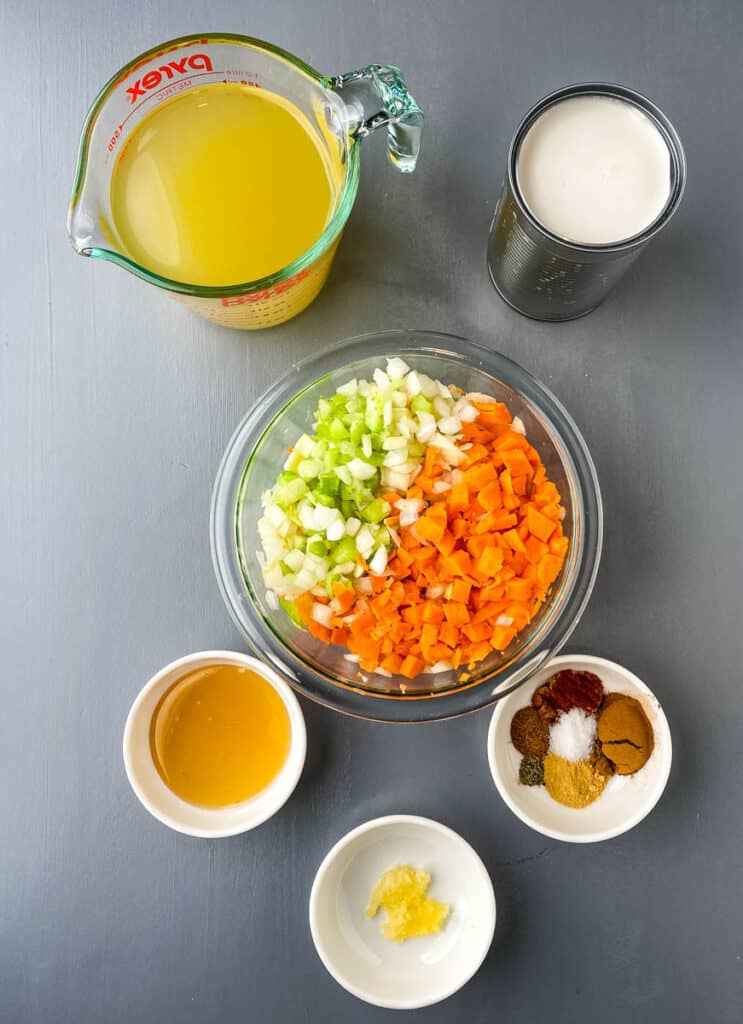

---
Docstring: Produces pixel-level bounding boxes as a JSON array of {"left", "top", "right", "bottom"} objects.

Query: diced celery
[
  {"left": 280, "top": 598, "right": 303, "bottom": 626},
  {"left": 329, "top": 418, "right": 348, "bottom": 441},
  {"left": 273, "top": 477, "right": 308, "bottom": 507},
  {"left": 330, "top": 535, "right": 358, "bottom": 565},
  {"left": 317, "top": 473, "right": 340, "bottom": 496},
  {"left": 360, "top": 498, "right": 391, "bottom": 524},
  {"left": 308, "top": 538, "right": 328, "bottom": 557},
  {"left": 411, "top": 395, "right": 434, "bottom": 414},
  {"left": 349, "top": 419, "right": 365, "bottom": 443}
]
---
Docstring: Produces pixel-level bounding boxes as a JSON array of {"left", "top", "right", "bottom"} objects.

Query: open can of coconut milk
[{"left": 487, "top": 83, "right": 686, "bottom": 321}]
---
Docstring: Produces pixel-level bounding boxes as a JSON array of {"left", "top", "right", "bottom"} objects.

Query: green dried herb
[{"left": 519, "top": 754, "right": 545, "bottom": 787}]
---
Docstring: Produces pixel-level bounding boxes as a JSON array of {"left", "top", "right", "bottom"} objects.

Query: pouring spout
[{"left": 330, "top": 64, "right": 423, "bottom": 173}]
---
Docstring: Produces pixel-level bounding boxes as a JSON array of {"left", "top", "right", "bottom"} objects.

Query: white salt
[{"left": 549, "top": 707, "right": 597, "bottom": 762}]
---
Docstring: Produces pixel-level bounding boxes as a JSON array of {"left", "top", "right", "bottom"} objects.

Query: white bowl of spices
[
  {"left": 123, "top": 650, "right": 306, "bottom": 838},
  {"left": 487, "top": 654, "right": 672, "bottom": 843}
]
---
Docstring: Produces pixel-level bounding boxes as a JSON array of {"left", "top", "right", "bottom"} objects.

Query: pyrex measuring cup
[{"left": 67, "top": 33, "right": 423, "bottom": 330}]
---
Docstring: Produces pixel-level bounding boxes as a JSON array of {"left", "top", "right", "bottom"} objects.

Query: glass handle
[{"left": 330, "top": 64, "right": 423, "bottom": 173}]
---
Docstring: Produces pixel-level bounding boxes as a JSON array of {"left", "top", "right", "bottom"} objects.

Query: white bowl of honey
[{"left": 123, "top": 651, "right": 306, "bottom": 837}]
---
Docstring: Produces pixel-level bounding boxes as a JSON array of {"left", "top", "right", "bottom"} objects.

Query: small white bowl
[
  {"left": 309, "top": 815, "right": 495, "bottom": 1010},
  {"left": 488, "top": 654, "right": 672, "bottom": 843},
  {"left": 123, "top": 650, "right": 306, "bottom": 838}
]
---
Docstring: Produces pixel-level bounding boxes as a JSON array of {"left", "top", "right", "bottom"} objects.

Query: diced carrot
[
  {"left": 503, "top": 529, "right": 527, "bottom": 554},
  {"left": 550, "top": 534, "right": 569, "bottom": 556},
  {"left": 451, "top": 516, "right": 469, "bottom": 538},
  {"left": 444, "top": 550, "right": 473, "bottom": 576},
  {"left": 527, "top": 504, "right": 557, "bottom": 543},
  {"left": 463, "top": 463, "right": 498, "bottom": 489},
  {"left": 448, "top": 482, "right": 470, "bottom": 511},
  {"left": 423, "top": 446, "right": 441, "bottom": 477},
  {"left": 463, "top": 620, "right": 492, "bottom": 643},
  {"left": 525, "top": 535, "right": 548, "bottom": 564},
  {"left": 439, "top": 621, "right": 460, "bottom": 648},
  {"left": 450, "top": 579, "right": 472, "bottom": 604},
  {"left": 478, "top": 480, "right": 503, "bottom": 511},
  {"left": 489, "top": 512, "right": 519, "bottom": 531},
  {"left": 444, "top": 601, "right": 470, "bottom": 626},
  {"left": 400, "top": 655, "right": 425, "bottom": 679},
  {"left": 510, "top": 552, "right": 528, "bottom": 576},
  {"left": 422, "top": 602, "right": 445, "bottom": 625},
  {"left": 461, "top": 443, "right": 490, "bottom": 467},
  {"left": 506, "top": 578, "right": 533, "bottom": 601},
  {"left": 351, "top": 609, "right": 375, "bottom": 633},
  {"left": 464, "top": 641, "right": 492, "bottom": 664},
  {"left": 420, "top": 622, "right": 438, "bottom": 650},
  {"left": 332, "top": 582, "right": 356, "bottom": 614},
  {"left": 493, "top": 429, "right": 529, "bottom": 451},
  {"left": 476, "top": 546, "right": 504, "bottom": 577},
  {"left": 502, "top": 449, "right": 533, "bottom": 478},
  {"left": 380, "top": 653, "right": 403, "bottom": 674},
  {"left": 434, "top": 530, "right": 456, "bottom": 556},
  {"left": 491, "top": 625, "right": 517, "bottom": 650},
  {"left": 416, "top": 516, "right": 444, "bottom": 543},
  {"left": 537, "top": 553, "right": 563, "bottom": 587},
  {"left": 402, "top": 604, "right": 425, "bottom": 626}
]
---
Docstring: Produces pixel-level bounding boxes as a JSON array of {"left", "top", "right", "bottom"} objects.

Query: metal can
[{"left": 487, "top": 83, "right": 686, "bottom": 321}]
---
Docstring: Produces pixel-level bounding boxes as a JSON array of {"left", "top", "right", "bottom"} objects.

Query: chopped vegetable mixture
[{"left": 257, "top": 358, "right": 568, "bottom": 679}]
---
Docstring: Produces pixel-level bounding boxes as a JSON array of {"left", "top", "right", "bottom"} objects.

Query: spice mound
[
  {"left": 544, "top": 753, "right": 608, "bottom": 808},
  {"left": 511, "top": 706, "right": 549, "bottom": 757},
  {"left": 509, "top": 671, "right": 656, "bottom": 810},
  {"left": 597, "top": 695, "right": 654, "bottom": 775},
  {"left": 366, "top": 865, "right": 450, "bottom": 943},
  {"left": 533, "top": 668, "right": 604, "bottom": 720}
]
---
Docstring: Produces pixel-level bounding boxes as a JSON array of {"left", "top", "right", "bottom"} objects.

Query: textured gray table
[{"left": 3, "top": 1, "right": 742, "bottom": 1021}]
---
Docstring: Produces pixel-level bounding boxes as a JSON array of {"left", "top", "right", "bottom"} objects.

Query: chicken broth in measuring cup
[{"left": 110, "top": 83, "right": 337, "bottom": 286}]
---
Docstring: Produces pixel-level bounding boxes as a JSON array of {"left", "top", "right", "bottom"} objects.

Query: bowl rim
[
  {"left": 487, "top": 653, "right": 673, "bottom": 843},
  {"left": 210, "top": 330, "right": 603, "bottom": 722},
  {"left": 308, "top": 813, "right": 496, "bottom": 1009},
  {"left": 122, "top": 649, "right": 307, "bottom": 837}
]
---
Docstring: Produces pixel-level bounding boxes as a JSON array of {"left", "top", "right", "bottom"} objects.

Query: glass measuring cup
[{"left": 67, "top": 33, "right": 423, "bottom": 330}]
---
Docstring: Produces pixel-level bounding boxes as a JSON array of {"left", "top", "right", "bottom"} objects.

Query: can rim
[{"left": 506, "top": 82, "right": 687, "bottom": 254}]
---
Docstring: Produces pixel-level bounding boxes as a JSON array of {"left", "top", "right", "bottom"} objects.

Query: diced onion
[
  {"left": 369, "top": 547, "right": 388, "bottom": 576},
  {"left": 347, "top": 458, "right": 377, "bottom": 481},
  {"left": 311, "top": 603, "right": 333, "bottom": 627},
  {"left": 326, "top": 518, "right": 345, "bottom": 542}
]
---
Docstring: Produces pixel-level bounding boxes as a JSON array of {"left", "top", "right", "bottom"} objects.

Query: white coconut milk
[{"left": 516, "top": 95, "right": 672, "bottom": 246}]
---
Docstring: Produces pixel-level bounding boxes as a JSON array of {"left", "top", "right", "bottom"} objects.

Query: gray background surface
[{"left": 2, "top": 1, "right": 742, "bottom": 1021}]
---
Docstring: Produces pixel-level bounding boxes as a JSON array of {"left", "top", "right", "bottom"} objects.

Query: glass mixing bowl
[{"left": 211, "top": 331, "right": 602, "bottom": 722}]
